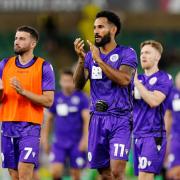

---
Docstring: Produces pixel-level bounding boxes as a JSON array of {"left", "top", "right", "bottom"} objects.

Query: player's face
[
  {"left": 140, "top": 45, "right": 160, "bottom": 70},
  {"left": 14, "top": 31, "right": 36, "bottom": 55},
  {"left": 60, "top": 74, "right": 75, "bottom": 93},
  {"left": 94, "top": 17, "right": 112, "bottom": 47},
  {"left": 175, "top": 73, "right": 180, "bottom": 90}
]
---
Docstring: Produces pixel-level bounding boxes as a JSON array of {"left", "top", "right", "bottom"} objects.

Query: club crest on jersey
[
  {"left": 110, "top": 54, "right": 119, "bottom": 62},
  {"left": 71, "top": 96, "right": 80, "bottom": 105},
  {"left": 174, "top": 94, "right": 179, "bottom": 99},
  {"left": 149, "top": 77, "right": 157, "bottom": 85}
]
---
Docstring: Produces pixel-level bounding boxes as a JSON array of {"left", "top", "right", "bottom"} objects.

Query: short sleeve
[
  {"left": 121, "top": 47, "right": 138, "bottom": 69},
  {"left": 79, "top": 93, "right": 89, "bottom": 111},
  {"left": 166, "top": 88, "right": 175, "bottom": 110},
  {"left": 0, "top": 58, "right": 9, "bottom": 78},
  {"left": 42, "top": 61, "right": 55, "bottom": 91},
  {"left": 166, "top": 94, "right": 173, "bottom": 110},
  {"left": 152, "top": 73, "right": 173, "bottom": 96}
]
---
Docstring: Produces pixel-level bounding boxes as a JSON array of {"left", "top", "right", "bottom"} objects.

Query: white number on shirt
[{"left": 172, "top": 99, "right": 180, "bottom": 111}]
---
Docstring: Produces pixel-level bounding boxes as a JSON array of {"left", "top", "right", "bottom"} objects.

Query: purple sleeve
[
  {"left": 42, "top": 61, "right": 55, "bottom": 91},
  {"left": 152, "top": 73, "right": 173, "bottom": 96},
  {"left": 0, "top": 58, "right": 9, "bottom": 78},
  {"left": 79, "top": 93, "right": 89, "bottom": 111},
  {"left": 49, "top": 101, "right": 56, "bottom": 114},
  {"left": 121, "top": 47, "right": 138, "bottom": 69},
  {"left": 167, "top": 95, "right": 173, "bottom": 110},
  {"left": 166, "top": 88, "right": 174, "bottom": 110}
]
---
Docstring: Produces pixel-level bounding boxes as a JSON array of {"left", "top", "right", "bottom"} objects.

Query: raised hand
[
  {"left": 74, "top": 38, "right": 86, "bottom": 60},
  {"left": 87, "top": 40, "right": 102, "bottom": 64},
  {"left": 134, "top": 70, "right": 139, "bottom": 85}
]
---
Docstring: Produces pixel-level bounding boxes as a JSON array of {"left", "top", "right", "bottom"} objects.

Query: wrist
[
  {"left": 20, "top": 89, "right": 25, "bottom": 96},
  {"left": 97, "top": 58, "right": 103, "bottom": 65},
  {"left": 134, "top": 79, "right": 140, "bottom": 86},
  {"left": 78, "top": 57, "right": 84, "bottom": 63}
]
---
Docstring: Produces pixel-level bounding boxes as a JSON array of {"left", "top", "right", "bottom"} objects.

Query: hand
[
  {"left": 87, "top": 40, "right": 102, "bottom": 64},
  {"left": 42, "top": 139, "right": 51, "bottom": 154},
  {"left": 78, "top": 137, "right": 87, "bottom": 152},
  {"left": 10, "top": 77, "right": 24, "bottom": 95},
  {"left": 74, "top": 38, "right": 86, "bottom": 60},
  {"left": 134, "top": 70, "right": 139, "bottom": 85}
]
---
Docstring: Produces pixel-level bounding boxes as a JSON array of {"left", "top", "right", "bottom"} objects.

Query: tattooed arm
[
  {"left": 73, "top": 60, "right": 89, "bottom": 90},
  {"left": 73, "top": 38, "right": 89, "bottom": 90},
  {"left": 98, "top": 63, "right": 135, "bottom": 86},
  {"left": 87, "top": 40, "right": 135, "bottom": 86}
]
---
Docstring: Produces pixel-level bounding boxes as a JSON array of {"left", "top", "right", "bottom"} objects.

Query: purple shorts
[
  {"left": 1, "top": 135, "right": 40, "bottom": 169},
  {"left": 168, "top": 135, "right": 180, "bottom": 169},
  {"left": 49, "top": 142, "right": 87, "bottom": 169},
  {"left": 88, "top": 113, "right": 132, "bottom": 169},
  {"left": 133, "top": 136, "right": 166, "bottom": 176}
]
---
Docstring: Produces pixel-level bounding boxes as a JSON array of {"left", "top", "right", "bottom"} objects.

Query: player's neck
[
  {"left": 62, "top": 89, "right": 74, "bottom": 96},
  {"left": 100, "top": 41, "right": 117, "bottom": 54},
  {"left": 18, "top": 52, "right": 34, "bottom": 65},
  {"left": 145, "top": 66, "right": 159, "bottom": 76}
]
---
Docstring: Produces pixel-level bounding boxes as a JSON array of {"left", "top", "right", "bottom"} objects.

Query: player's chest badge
[
  {"left": 71, "top": 96, "right": 80, "bottom": 105},
  {"left": 109, "top": 54, "right": 119, "bottom": 62},
  {"left": 149, "top": 77, "right": 157, "bottom": 85}
]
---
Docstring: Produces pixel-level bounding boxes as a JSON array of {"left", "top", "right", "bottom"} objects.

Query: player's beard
[
  {"left": 14, "top": 46, "right": 29, "bottom": 56},
  {"left": 95, "top": 32, "right": 111, "bottom": 47}
]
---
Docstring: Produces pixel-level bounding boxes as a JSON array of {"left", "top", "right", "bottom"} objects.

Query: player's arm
[
  {"left": 10, "top": 61, "right": 55, "bottom": 107},
  {"left": 73, "top": 60, "right": 89, "bottom": 90},
  {"left": 78, "top": 109, "right": 90, "bottom": 151},
  {"left": 41, "top": 111, "right": 54, "bottom": 154},
  {"left": 87, "top": 40, "right": 135, "bottom": 86},
  {"left": 73, "top": 38, "right": 89, "bottom": 90},
  {"left": 11, "top": 77, "right": 53, "bottom": 107},
  {"left": 0, "top": 78, "right": 3, "bottom": 100},
  {"left": 134, "top": 72, "right": 165, "bottom": 108},
  {"left": 99, "top": 63, "right": 135, "bottom": 86}
]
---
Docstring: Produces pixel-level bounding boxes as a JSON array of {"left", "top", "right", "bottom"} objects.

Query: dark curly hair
[{"left": 96, "top": 10, "right": 121, "bottom": 36}]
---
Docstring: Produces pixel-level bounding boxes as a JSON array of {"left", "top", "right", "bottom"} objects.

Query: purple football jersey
[
  {"left": 0, "top": 56, "right": 55, "bottom": 137},
  {"left": 167, "top": 87, "right": 180, "bottom": 135},
  {"left": 133, "top": 71, "right": 173, "bottom": 138},
  {"left": 166, "top": 87, "right": 180, "bottom": 168},
  {"left": 49, "top": 90, "right": 89, "bottom": 148},
  {"left": 84, "top": 45, "right": 137, "bottom": 116}
]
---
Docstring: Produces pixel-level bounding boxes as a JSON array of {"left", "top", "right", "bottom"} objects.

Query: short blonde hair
[{"left": 140, "top": 40, "right": 163, "bottom": 54}]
